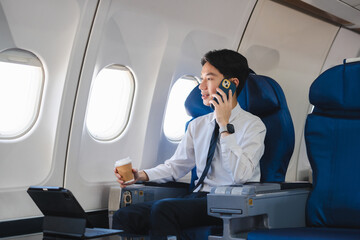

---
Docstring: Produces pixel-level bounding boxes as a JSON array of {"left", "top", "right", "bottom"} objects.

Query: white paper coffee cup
[{"left": 115, "top": 157, "right": 134, "bottom": 183}]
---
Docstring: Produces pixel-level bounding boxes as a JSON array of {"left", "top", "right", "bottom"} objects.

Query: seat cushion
[
  {"left": 248, "top": 227, "right": 360, "bottom": 240},
  {"left": 305, "top": 114, "right": 360, "bottom": 228}
]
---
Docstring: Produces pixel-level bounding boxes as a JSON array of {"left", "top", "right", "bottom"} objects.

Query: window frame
[
  {"left": 85, "top": 64, "right": 136, "bottom": 141},
  {"left": 0, "top": 48, "right": 45, "bottom": 139}
]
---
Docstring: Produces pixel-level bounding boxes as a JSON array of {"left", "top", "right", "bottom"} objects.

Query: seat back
[
  {"left": 239, "top": 74, "right": 295, "bottom": 182},
  {"left": 305, "top": 59, "right": 360, "bottom": 228},
  {"left": 184, "top": 73, "right": 295, "bottom": 185}
]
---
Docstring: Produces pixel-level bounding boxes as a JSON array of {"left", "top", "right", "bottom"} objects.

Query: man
[{"left": 113, "top": 49, "right": 266, "bottom": 238}]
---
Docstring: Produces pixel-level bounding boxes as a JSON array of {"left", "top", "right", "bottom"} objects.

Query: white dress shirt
[{"left": 144, "top": 103, "right": 266, "bottom": 192}]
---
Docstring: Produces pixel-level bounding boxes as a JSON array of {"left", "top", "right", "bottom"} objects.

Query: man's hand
[
  {"left": 210, "top": 88, "right": 233, "bottom": 127},
  {"left": 114, "top": 168, "right": 149, "bottom": 188}
]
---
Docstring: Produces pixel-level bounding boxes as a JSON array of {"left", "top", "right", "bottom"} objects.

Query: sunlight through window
[
  {"left": 0, "top": 49, "right": 43, "bottom": 138},
  {"left": 164, "top": 76, "right": 199, "bottom": 141},
  {"left": 86, "top": 65, "right": 135, "bottom": 140}
]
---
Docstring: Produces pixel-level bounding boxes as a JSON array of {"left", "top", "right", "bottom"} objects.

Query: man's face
[{"left": 199, "top": 62, "right": 224, "bottom": 106}]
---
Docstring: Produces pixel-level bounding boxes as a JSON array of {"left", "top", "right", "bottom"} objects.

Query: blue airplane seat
[
  {"left": 184, "top": 72, "right": 295, "bottom": 190},
  {"left": 238, "top": 73, "right": 295, "bottom": 182},
  {"left": 248, "top": 59, "right": 360, "bottom": 240},
  {"left": 182, "top": 72, "right": 295, "bottom": 239}
]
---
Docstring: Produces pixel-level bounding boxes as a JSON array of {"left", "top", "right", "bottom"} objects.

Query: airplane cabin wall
[
  {"left": 238, "top": 0, "right": 339, "bottom": 181},
  {"left": 239, "top": 0, "right": 360, "bottom": 181},
  {"left": 155, "top": 1, "right": 258, "bottom": 180},
  {"left": 1, "top": 0, "right": 360, "bottom": 226},
  {"left": 65, "top": 0, "right": 258, "bottom": 211},
  {"left": 0, "top": 0, "right": 98, "bottom": 221}
]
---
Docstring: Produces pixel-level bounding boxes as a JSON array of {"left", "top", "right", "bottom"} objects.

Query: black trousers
[{"left": 112, "top": 192, "right": 222, "bottom": 238}]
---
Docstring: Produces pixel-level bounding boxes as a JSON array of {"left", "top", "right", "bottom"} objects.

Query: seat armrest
[
  {"left": 142, "top": 181, "right": 190, "bottom": 189},
  {"left": 108, "top": 182, "right": 188, "bottom": 211},
  {"left": 207, "top": 183, "right": 310, "bottom": 239},
  {"left": 108, "top": 183, "right": 189, "bottom": 228},
  {"left": 244, "top": 181, "right": 312, "bottom": 190}
]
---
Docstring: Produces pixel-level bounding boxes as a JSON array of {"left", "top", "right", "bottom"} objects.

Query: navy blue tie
[{"left": 191, "top": 122, "right": 219, "bottom": 192}]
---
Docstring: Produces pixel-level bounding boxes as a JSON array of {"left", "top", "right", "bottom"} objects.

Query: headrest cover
[
  {"left": 184, "top": 85, "right": 212, "bottom": 118},
  {"left": 240, "top": 74, "right": 280, "bottom": 116},
  {"left": 310, "top": 60, "right": 360, "bottom": 111}
]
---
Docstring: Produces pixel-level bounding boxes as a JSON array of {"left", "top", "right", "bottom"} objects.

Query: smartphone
[{"left": 211, "top": 78, "right": 236, "bottom": 109}]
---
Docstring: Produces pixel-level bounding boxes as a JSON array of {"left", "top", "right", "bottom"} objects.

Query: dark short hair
[{"left": 201, "top": 49, "right": 249, "bottom": 97}]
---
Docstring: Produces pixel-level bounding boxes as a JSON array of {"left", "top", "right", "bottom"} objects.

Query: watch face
[{"left": 227, "top": 124, "right": 235, "bottom": 134}]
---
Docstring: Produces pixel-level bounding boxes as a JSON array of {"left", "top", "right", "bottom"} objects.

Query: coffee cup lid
[{"left": 115, "top": 157, "right": 132, "bottom": 167}]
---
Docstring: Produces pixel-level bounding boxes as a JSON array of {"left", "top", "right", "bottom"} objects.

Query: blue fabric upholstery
[
  {"left": 306, "top": 60, "right": 360, "bottom": 228},
  {"left": 239, "top": 74, "right": 280, "bottom": 117},
  {"left": 239, "top": 74, "right": 294, "bottom": 182},
  {"left": 309, "top": 60, "right": 360, "bottom": 112},
  {"left": 248, "top": 60, "right": 360, "bottom": 240},
  {"left": 305, "top": 115, "right": 360, "bottom": 228}
]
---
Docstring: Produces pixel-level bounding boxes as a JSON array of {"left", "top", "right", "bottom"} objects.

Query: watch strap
[
  {"left": 219, "top": 124, "right": 235, "bottom": 134},
  {"left": 219, "top": 125, "right": 227, "bottom": 133}
]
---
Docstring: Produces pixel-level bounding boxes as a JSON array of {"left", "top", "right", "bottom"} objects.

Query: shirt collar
[{"left": 210, "top": 103, "right": 242, "bottom": 124}]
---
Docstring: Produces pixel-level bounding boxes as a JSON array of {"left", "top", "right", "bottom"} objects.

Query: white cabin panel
[
  {"left": 321, "top": 27, "right": 360, "bottom": 70},
  {"left": 0, "top": 0, "right": 97, "bottom": 221},
  {"left": 238, "top": 0, "right": 339, "bottom": 181},
  {"left": 65, "top": 0, "right": 257, "bottom": 211}
]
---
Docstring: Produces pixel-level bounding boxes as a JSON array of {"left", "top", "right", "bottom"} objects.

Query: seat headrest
[
  {"left": 184, "top": 86, "right": 212, "bottom": 118},
  {"left": 239, "top": 74, "right": 280, "bottom": 117},
  {"left": 309, "top": 60, "right": 360, "bottom": 112},
  {"left": 185, "top": 73, "right": 282, "bottom": 119}
]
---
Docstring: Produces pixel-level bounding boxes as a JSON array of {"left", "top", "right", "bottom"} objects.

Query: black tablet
[{"left": 27, "top": 186, "right": 122, "bottom": 239}]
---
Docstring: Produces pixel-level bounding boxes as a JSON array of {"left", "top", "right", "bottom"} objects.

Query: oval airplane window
[
  {"left": 0, "top": 49, "right": 44, "bottom": 139},
  {"left": 86, "top": 65, "right": 135, "bottom": 141},
  {"left": 164, "top": 75, "right": 199, "bottom": 141}
]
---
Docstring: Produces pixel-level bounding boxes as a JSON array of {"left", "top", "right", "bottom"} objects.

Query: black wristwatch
[{"left": 219, "top": 123, "right": 235, "bottom": 134}]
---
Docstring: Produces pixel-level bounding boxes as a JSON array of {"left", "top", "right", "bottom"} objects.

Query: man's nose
[{"left": 199, "top": 80, "right": 206, "bottom": 90}]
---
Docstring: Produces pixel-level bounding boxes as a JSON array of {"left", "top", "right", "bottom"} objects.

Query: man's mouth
[{"left": 201, "top": 93, "right": 210, "bottom": 99}]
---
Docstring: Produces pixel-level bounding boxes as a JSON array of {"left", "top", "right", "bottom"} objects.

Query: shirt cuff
[
  {"left": 142, "top": 168, "right": 168, "bottom": 183},
  {"left": 143, "top": 169, "right": 155, "bottom": 181}
]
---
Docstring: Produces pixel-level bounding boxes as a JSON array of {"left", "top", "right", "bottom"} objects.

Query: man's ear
[{"left": 230, "top": 78, "right": 239, "bottom": 87}]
